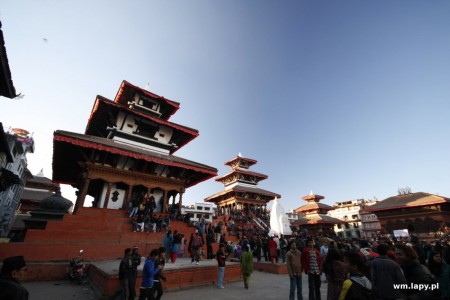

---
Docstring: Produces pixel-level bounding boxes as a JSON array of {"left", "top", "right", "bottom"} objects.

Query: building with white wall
[
  {"left": 0, "top": 127, "right": 34, "bottom": 237},
  {"left": 328, "top": 199, "right": 376, "bottom": 238},
  {"left": 360, "top": 210, "right": 381, "bottom": 238},
  {"left": 286, "top": 209, "right": 302, "bottom": 222},
  {"left": 182, "top": 202, "right": 215, "bottom": 223}
]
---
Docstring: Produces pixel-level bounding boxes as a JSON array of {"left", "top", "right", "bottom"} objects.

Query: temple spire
[{"left": 36, "top": 168, "right": 44, "bottom": 177}]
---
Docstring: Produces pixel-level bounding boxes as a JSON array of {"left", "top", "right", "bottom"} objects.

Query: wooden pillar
[
  {"left": 124, "top": 185, "right": 133, "bottom": 210},
  {"left": 74, "top": 178, "right": 90, "bottom": 214},
  {"left": 103, "top": 182, "right": 112, "bottom": 209},
  {"left": 178, "top": 192, "right": 183, "bottom": 208},
  {"left": 163, "top": 190, "right": 168, "bottom": 213}
]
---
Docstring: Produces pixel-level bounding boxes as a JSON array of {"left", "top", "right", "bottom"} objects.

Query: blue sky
[{"left": 2, "top": 1, "right": 450, "bottom": 211}]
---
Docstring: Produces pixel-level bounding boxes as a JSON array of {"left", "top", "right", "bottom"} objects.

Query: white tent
[{"left": 269, "top": 197, "right": 292, "bottom": 236}]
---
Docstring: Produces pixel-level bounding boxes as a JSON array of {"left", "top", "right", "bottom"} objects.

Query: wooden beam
[
  {"left": 103, "top": 182, "right": 112, "bottom": 208},
  {"left": 74, "top": 178, "right": 90, "bottom": 214}
]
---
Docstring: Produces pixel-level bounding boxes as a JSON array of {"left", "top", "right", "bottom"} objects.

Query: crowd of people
[
  {"left": 282, "top": 235, "right": 450, "bottom": 300},
  {"left": 3, "top": 203, "right": 449, "bottom": 300},
  {"left": 102, "top": 228, "right": 450, "bottom": 300},
  {"left": 128, "top": 192, "right": 176, "bottom": 234},
  {"left": 199, "top": 211, "right": 450, "bottom": 300}
]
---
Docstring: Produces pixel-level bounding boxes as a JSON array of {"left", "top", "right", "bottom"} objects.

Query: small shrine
[
  {"left": 52, "top": 80, "right": 217, "bottom": 213},
  {"left": 292, "top": 192, "right": 343, "bottom": 237},
  {"left": 205, "top": 154, "right": 280, "bottom": 215}
]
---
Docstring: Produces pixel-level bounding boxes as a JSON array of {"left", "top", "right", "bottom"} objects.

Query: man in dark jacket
[
  {"left": 129, "top": 246, "right": 141, "bottom": 300},
  {"left": 262, "top": 235, "right": 270, "bottom": 262},
  {"left": 371, "top": 243, "right": 407, "bottom": 300},
  {"left": 253, "top": 234, "right": 263, "bottom": 262},
  {"left": 119, "top": 248, "right": 132, "bottom": 300},
  {"left": 154, "top": 247, "right": 167, "bottom": 300},
  {"left": 206, "top": 229, "right": 215, "bottom": 260},
  {"left": 0, "top": 255, "right": 29, "bottom": 300},
  {"left": 139, "top": 249, "right": 161, "bottom": 300},
  {"left": 395, "top": 243, "right": 441, "bottom": 300}
]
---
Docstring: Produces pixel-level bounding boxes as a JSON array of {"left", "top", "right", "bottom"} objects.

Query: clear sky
[{"left": 2, "top": 1, "right": 450, "bottom": 211}]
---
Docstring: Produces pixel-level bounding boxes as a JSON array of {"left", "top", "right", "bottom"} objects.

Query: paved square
[{"left": 24, "top": 269, "right": 328, "bottom": 300}]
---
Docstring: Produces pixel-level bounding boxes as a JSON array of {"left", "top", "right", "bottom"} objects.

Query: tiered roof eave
[
  {"left": 215, "top": 169, "right": 268, "bottom": 183},
  {"left": 291, "top": 214, "right": 345, "bottom": 226},
  {"left": 366, "top": 192, "right": 450, "bottom": 212},
  {"left": 204, "top": 184, "right": 281, "bottom": 204},
  {"left": 224, "top": 156, "right": 257, "bottom": 169},
  {"left": 294, "top": 202, "right": 334, "bottom": 213},
  {"left": 85, "top": 96, "right": 199, "bottom": 154},
  {"left": 52, "top": 130, "right": 217, "bottom": 187},
  {"left": 114, "top": 80, "right": 180, "bottom": 120}
]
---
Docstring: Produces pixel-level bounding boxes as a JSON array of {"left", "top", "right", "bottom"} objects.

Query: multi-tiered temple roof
[
  {"left": 53, "top": 81, "right": 217, "bottom": 212},
  {"left": 205, "top": 154, "right": 279, "bottom": 214},
  {"left": 292, "top": 193, "right": 343, "bottom": 236}
]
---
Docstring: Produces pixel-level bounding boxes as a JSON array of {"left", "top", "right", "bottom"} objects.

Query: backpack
[{"left": 345, "top": 278, "right": 377, "bottom": 300}]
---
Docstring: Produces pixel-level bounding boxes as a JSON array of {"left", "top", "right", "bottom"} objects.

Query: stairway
[{"left": 0, "top": 207, "right": 198, "bottom": 262}]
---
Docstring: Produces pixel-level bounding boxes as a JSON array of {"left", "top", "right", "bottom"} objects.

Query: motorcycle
[{"left": 68, "top": 249, "right": 87, "bottom": 284}]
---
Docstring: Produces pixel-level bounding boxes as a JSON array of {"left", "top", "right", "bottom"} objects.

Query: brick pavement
[{"left": 24, "top": 270, "right": 328, "bottom": 300}]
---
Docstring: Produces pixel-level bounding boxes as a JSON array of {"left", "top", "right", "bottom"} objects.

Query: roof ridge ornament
[{"left": 397, "top": 187, "right": 412, "bottom": 195}]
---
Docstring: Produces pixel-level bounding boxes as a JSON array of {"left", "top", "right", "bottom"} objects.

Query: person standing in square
[
  {"left": 301, "top": 239, "right": 322, "bottom": 300},
  {"left": 216, "top": 243, "right": 227, "bottom": 289},
  {"left": 0, "top": 255, "right": 29, "bottom": 300},
  {"left": 287, "top": 241, "right": 303, "bottom": 300},
  {"left": 240, "top": 245, "right": 254, "bottom": 289}
]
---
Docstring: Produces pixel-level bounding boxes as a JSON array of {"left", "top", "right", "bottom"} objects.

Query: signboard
[{"left": 393, "top": 229, "right": 409, "bottom": 237}]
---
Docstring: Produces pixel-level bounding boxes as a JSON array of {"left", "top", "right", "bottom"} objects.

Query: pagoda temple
[
  {"left": 52, "top": 80, "right": 217, "bottom": 213},
  {"left": 292, "top": 192, "right": 343, "bottom": 237},
  {"left": 367, "top": 191, "right": 450, "bottom": 240},
  {"left": 205, "top": 154, "right": 280, "bottom": 215}
]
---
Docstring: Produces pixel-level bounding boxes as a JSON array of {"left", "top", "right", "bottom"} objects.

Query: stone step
[
  {"left": 76, "top": 207, "right": 129, "bottom": 217},
  {"left": 62, "top": 214, "right": 130, "bottom": 223},
  {"left": 0, "top": 241, "right": 162, "bottom": 262},
  {"left": 0, "top": 208, "right": 205, "bottom": 264},
  {"left": 45, "top": 220, "right": 132, "bottom": 231},
  {"left": 23, "top": 229, "right": 166, "bottom": 244}
]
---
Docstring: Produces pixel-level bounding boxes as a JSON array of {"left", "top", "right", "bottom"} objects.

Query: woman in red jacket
[{"left": 269, "top": 237, "right": 278, "bottom": 263}]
